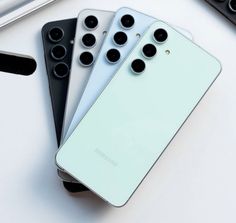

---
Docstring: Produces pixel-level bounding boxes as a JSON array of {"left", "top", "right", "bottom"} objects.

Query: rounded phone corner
[{"left": 55, "top": 149, "right": 64, "bottom": 170}]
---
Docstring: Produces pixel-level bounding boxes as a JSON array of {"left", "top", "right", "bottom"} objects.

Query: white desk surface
[{"left": 0, "top": 0, "right": 235, "bottom": 222}]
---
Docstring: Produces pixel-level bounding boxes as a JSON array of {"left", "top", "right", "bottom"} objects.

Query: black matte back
[
  {"left": 205, "top": 0, "right": 236, "bottom": 25},
  {"left": 41, "top": 18, "right": 77, "bottom": 146},
  {"left": 42, "top": 18, "right": 88, "bottom": 193}
]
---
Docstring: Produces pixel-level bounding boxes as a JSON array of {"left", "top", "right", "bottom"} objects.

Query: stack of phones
[
  {"left": 41, "top": 7, "right": 222, "bottom": 207},
  {"left": 205, "top": 0, "right": 236, "bottom": 25}
]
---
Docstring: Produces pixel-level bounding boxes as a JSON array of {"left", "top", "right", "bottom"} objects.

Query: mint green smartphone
[{"left": 56, "top": 21, "right": 222, "bottom": 207}]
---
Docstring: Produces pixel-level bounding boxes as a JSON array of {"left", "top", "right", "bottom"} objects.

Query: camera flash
[{"left": 165, "top": 50, "right": 170, "bottom": 55}]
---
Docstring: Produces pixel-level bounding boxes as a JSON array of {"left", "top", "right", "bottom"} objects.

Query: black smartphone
[
  {"left": 41, "top": 18, "right": 76, "bottom": 146},
  {"left": 205, "top": 0, "right": 236, "bottom": 25},
  {"left": 42, "top": 18, "right": 89, "bottom": 193}
]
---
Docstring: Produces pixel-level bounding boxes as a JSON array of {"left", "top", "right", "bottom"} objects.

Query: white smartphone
[
  {"left": 61, "top": 9, "right": 114, "bottom": 143},
  {"left": 64, "top": 7, "right": 193, "bottom": 142},
  {"left": 0, "top": 0, "right": 57, "bottom": 28}
]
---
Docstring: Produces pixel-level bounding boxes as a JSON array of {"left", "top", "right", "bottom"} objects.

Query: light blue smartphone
[
  {"left": 63, "top": 7, "right": 193, "bottom": 142},
  {"left": 56, "top": 20, "right": 221, "bottom": 207}
]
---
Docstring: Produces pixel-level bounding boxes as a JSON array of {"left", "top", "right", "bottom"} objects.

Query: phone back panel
[
  {"left": 42, "top": 18, "right": 89, "bottom": 192},
  {"left": 57, "top": 21, "right": 221, "bottom": 206},
  {"left": 61, "top": 9, "right": 114, "bottom": 143},
  {"left": 205, "top": 0, "right": 236, "bottom": 25},
  {"left": 65, "top": 7, "right": 193, "bottom": 141},
  {"left": 42, "top": 18, "right": 77, "bottom": 146}
]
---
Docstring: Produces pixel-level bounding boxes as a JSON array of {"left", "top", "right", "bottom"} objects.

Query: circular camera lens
[
  {"left": 142, "top": 44, "right": 157, "bottom": 58},
  {"left": 131, "top": 59, "right": 146, "bottom": 74},
  {"left": 229, "top": 0, "right": 236, "bottom": 12},
  {"left": 48, "top": 27, "right": 64, "bottom": 42},
  {"left": 79, "top": 51, "right": 94, "bottom": 66},
  {"left": 84, "top": 15, "right": 98, "bottom": 30},
  {"left": 113, "top": 31, "right": 128, "bottom": 46},
  {"left": 82, "top": 33, "right": 96, "bottom": 48},
  {"left": 120, "top": 14, "right": 135, "bottom": 29},
  {"left": 106, "top": 49, "right": 121, "bottom": 64},
  {"left": 51, "top": 45, "right": 67, "bottom": 60},
  {"left": 53, "top": 62, "right": 69, "bottom": 79},
  {"left": 154, "top": 29, "right": 168, "bottom": 43}
]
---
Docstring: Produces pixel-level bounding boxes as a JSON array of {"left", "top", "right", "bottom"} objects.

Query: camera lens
[
  {"left": 84, "top": 15, "right": 98, "bottom": 30},
  {"left": 131, "top": 59, "right": 146, "bottom": 74},
  {"left": 53, "top": 62, "right": 69, "bottom": 79},
  {"left": 51, "top": 45, "right": 67, "bottom": 60},
  {"left": 113, "top": 31, "right": 128, "bottom": 46},
  {"left": 120, "top": 14, "right": 135, "bottom": 29},
  {"left": 229, "top": 0, "right": 236, "bottom": 12},
  {"left": 142, "top": 44, "right": 157, "bottom": 58},
  {"left": 79, "top": 51, "right": 94, "bottom": 66},
  {"left": 106, "top": 49, "right": 121, "bottom": 64},
  {"left": 154, "top": 29, "right": 168, "bottom": 43},
  {"left": 48, "top": 27, "right": 64, "bottom": 43},
  {"left": 81, "top": 33, "right": 96, "bottom": 48}
]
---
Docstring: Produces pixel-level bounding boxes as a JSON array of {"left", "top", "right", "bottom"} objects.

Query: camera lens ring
[
  {"left": 153, "top": 28, "right": 168, "bottom": 43},
  {"left": 81, "top": 33, "right": 96, "bottom": 48},
  {"left": 50, "top": 44, "right": 67, "bottom": 61},
  {"left": 131, "top": 59, "right": 146, "bottom": 74},
  {"left": 229, "top": 0, "right": 236, "bottom": 13},
  {"left": 142, "top": 43, "right": 157, "bottom": 59},
  {"left": 113, "top": 31, "right": 128, "bottom": 46},
  {"left": 83, "top": 15, "right": 98, "bottom": 30},
  {"left": 79, "top": 51, "right": 94, "bottom": 67},
  {"left": 120, "top": 14, "right": 135, "bottom": 29},
  {"left": 48, "top": 27, "right": 64, "bottom": 43},
  {"left": 105, "top": 49, "right": 121, "bottom": 64},
  {"left": 53, "top": 62, "right": 69, "bottom": 79}
]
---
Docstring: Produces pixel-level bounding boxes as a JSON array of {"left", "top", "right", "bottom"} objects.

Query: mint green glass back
[{"left": 56, "top": 21, "right": 221, "bottom": 207}]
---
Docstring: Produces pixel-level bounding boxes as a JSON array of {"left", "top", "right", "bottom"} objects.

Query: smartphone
[
  {"left": 42, "top": 18, "right": 77, "bottom": 146},
  {"left": 56, "top": 20, "right": 221, "bottom": 207},
  {"left": 205, "top": 0, "right": 236, "bottom": 25},
  {"left": 61, "top": 9, "right": 114, "bottom": 143},
  {"left": 42, "top": 18, "right": 89, "bottom": 193},
  {"left": 42, "top": 18, "right": 90, "bottom": 192},
  {"left": 64, "top": 7, "right": 193, "bottom": 142}
]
